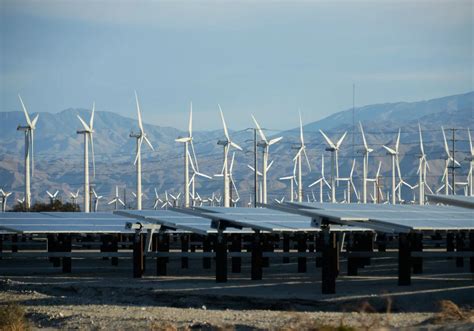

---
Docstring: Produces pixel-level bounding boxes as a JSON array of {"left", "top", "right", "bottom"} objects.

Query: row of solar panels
[{"left": 0, "top": 196, "right": 472, "bottom": 235}]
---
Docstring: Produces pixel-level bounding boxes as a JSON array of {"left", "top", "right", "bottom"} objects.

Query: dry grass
[
  {"left": 277, "top": 312, "right": 355, "bottom": 331},
  {"left": 0, "top": 303, "right": 29, "bottom": 331},
  {"left": 432, "top": 300, "right": 474, "bottom": 324}
]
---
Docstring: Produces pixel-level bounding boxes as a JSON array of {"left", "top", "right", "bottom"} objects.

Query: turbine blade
[
  {"left": 77, "top": 115, "right": 91, "bottom": 131},
  {"left": 303, "top": 148, "right": 311, "bottom": 171},
  {"left": 134, "top": 137, "right": 143, "bottom": 166},
  {"left": 90, "top": 102, "right": 95, "bottom": 129},
  {"left": 31, "top": 114, "right": 39, "bottom": 129},
  {"left": 319, "top": 130, "right": 336, "bottom": 149},
  {"left": 230, "top": 141, "right": 242, "bottom": 151},
  {"left": 299, "top": 111, "right": 304, "bottom": 144},
  {"left": 189, "top": 102, "right": 193, "bottom": 137},
  {"left": 395, "top": 128, "right": 401, "bottom": 152},
  {"left": 383, "top": 145, "right": 396, "bottom": 154},
  {"left": 359, "top": 122, "right": 368, "bottom": 150},
  {"left": 218, "top": 104, "right": 229, "bottom": 140},
  {"left": 269, "top": 136, "right": 283, "bottom": 145},
  {"left": 143, "top": 135, "right": 154, "bottom": 151},
  {"left": 251, "top": 114, "right": 267, "bottom": 143},
  {"left": 135, "top": 91, "right": 144, "bottom": 133},
  {"left": 90, "top": 133, "right": 96, "bottom": 178},
  {"left": 336, "top": 131, "right": 347, "bottom": 148},
  {"left": 31, "top": 130, "right": 35, "bottom": 177},
  {"left": 18, "top": 94, "right": 32, "bottom": 126},
  {"left": 190, "top": 140, "right": 199, "bottom": 172},
  {"left": 441, "top": 126, "right": 450, "bottom": 156},
  {"left": 266, "top": 160, "right": 274, "bottom": 172}
]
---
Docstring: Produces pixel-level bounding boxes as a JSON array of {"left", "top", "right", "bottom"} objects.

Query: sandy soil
[{"left": 0, "top": 254, "right": 473, "bottom": 330}]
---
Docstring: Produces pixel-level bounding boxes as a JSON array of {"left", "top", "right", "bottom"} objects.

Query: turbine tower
[
  {"left": 16, "top": 95, "right": 39, "bottom": 210},
  {"left": 359, "top": 122, "right": 373, "bottom": 203},
  {"left": 382, "top": 129, "right": 401, "bottom": 204},
  {"left": 76, "top": 103, "right": 96, "bottom": 213},
  {"left": 293, "top": 112, "right": 311, "bottom": 202},
  {"left": 176, "top": 103, "right": 198, "bottom": 207},
  {"left": 217, "top": 105, "right": 242, "bottom": 207},
  {"left": 251, "top": 115, "right": 283, "bottom": 204},
  {"left": 130, "top": 91, "right": 154, "bottom": 210},
  {"left": 319, "top": 130, "right": 347, "bottom": 203},
  {"left": 417, "top": 124, "right": 430, "bottom": 204}
]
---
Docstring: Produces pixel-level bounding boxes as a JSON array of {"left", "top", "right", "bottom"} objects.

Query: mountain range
[{"left": 0, "top": 91, "right": 472, "bottom": 210}]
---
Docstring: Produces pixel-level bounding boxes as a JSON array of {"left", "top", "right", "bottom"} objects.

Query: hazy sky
[{"left": 1, "top": 0, "right": 472, "bottom": 130}]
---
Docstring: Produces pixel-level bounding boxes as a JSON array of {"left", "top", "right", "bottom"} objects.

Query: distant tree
[{"left": 11, "top": 201, "right": 80, "bottom": 212}]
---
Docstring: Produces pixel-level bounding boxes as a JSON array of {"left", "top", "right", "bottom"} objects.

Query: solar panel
[
  {"left": 426, "top": 194, "right": 474, "bottom": 209},
  {"left": 115, "top": 210, "right": 253, "bottom": 235},
  {"left": 196, "top": 206, "right": 321, "bottom": 232},
  {"left": 280, "top": 202, "right": 474, "bottom": 232},
  {"left": 0, "top": 212, "right": 135, "bottom": 234}
]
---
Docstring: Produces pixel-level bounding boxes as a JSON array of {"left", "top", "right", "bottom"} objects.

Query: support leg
[
  {"left": 322, "top": 231, "right": 337, "bottom": 294},
  {"left": 251, "top": 233, "right": 263, "bottom": 280},
  {"left": 202, "top": 236, "right": 211, "bottom": 269},
  {"left": 456, "top": 233, "right": 465, "bottom": 268},
  {"left": 133, "top": 232, "right": 144, "bottom": 278},
  {"left": 156, "top": 233, "right": 168, "bottom": 276},
  {"left": 231, "top": 234, "right": 242, "bottom": 273},
  {"left": 215, "top": 233, "right": 227, "bottom": 283},
  {"left": 412, "top": 233, "right": 423, "bottom": 274},
  {"left": 282, "top": 234, "right": 290, "bottom": 263},
  {"left": 181, "top": 234, "right": 189, "bottom": 269},
  {"left": 297, "top": 233, "right": 307, "bottom": 273},
  {"left": 61, "top": 234, "right": 72, "bottom": 273},
  {"left": 398, "top": 233, "right": 411, "bottom": 286}
]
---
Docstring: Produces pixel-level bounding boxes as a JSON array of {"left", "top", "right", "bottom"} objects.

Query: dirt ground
[{"left": 0, "top": 254, "right": 473, "bottom": 330}]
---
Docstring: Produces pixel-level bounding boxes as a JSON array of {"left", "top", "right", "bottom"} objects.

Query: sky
[{"left": 0, "top": 0, "right": 472, "bottom": 131}]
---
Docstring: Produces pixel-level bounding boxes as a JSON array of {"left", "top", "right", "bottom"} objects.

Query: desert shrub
[{"left": 0, "top": 303, "right": 29, "bottom": 331}]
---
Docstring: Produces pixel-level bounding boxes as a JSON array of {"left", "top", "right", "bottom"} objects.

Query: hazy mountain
[{"left": 0, "top": 91, "right": 472, "bottom": 209}]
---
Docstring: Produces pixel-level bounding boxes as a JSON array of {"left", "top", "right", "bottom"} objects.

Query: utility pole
[{"left": 448, "top": 128, "right": 461, "bottom": 195}]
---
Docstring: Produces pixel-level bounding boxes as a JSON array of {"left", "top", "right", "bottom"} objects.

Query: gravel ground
[{"left": 0, "top": 255, "right": 473, "bottom": 330}]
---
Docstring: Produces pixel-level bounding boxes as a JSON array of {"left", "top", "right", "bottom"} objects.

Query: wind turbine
[
  {"left": 366, "top": 161, "right": 382, "bottom": 203},
  {"left": 108, "top": 186, "right": 125, "bottom": 210},
  {"left": 319, "top": 130, "right": 347, "bottom": 203},
  {"left": 92, "top": 189, "right": 103, "bottom": 212},
  {"left": 251, "top": 115, "right": 283, "bottom": 204},
  {"left": 169, "top": 192, "right": 181, "bottom": 207},
  {"left": 76, "top": 103, "right": 96, "bottom": 213},
  {"left": 441, "top": 126, "right": 460, "bottom": 195},
  {"left": 359, "top": 122, "right": 373, "bottom": 203},
  {"left": 16, "top": 95, "right": 39, "bottom": 210},
  {"left": 161, "top": 191, "right": 172, "bottom": 209},
  {"left": 217, "top": 105, "right": 242, "bottom": 207},
  {"left": 417, "top": 124, "right": 431, "bottom": 204},
  {"left": 382, "top": 129, "right": 401, "bottom": 204},
  {"left": 130, "top": 91, "right": 154, "bottom": 210},
  {"left": 0, "top": 189, "right": 12, "bottom": 212},
  {"left": 336, "top": 159, "right": 358, "bottom": 204},
  {"left": 293, "top": 112, "right": 311, "bottom": 202},
  {"left": 229, "top": 153, "right": 240, "bottom": 206},
  {"left": 70, "top": 189, "right": 80, "bottom": 208},
  {"left": 46, "top": 190, "right": 59, "bottom": 205},
  {"left": 309, "top": 155, "right": 331, "bottom": 203},
  {"left": 176, "top": 103, "right": 199, "bottom": 207},
  {"left": 189, "top": 150, "right": 212, "bottom": 205}
]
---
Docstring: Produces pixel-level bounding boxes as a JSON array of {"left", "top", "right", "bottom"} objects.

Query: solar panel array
[{"left": 283, "top": 202, "right": 474, "bottom": 233}]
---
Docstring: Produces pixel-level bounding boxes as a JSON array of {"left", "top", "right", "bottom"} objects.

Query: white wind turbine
[
  {"left": 175, "top": 103, "right": 200, "bottom": 207},
  {"left": 130, "top": 91, "right": 154, "bottom": 210},
  {"left": 76, "top": 103, "right": 96, "bottom": 213},
  {"left": 382, "top": 129, "right": 401, "bottom": 204},
  {"left": 46, "top": 190, "right": 59, "bottom": 205},
  {"left": 108, "top": 186, "right": 125, "bottom": 210},
  {"left": 217, "top": 105, "right": 242, "bottom": 207},
  {"left": 309, "top": 155, "right": 331, "bottom": 203},
  {"left": 17, "top": 95, "right": 39, "bottom": 210},
  {"left": 228, "top": 153, "right": 240, "bottom": 206},
  {"left": 366, "top": 161, "right": 382, "bottom": 203},
  {"left": 70, "top": 189, "right": 80, "bottom": 207},
  {"left": 189, "top": 151, "right": 212, "bottom": 205},
  {"left": 169, "top": 192, "right": 181, "bottom": 207},
  {"left": 161, "top": 191, "right": 172, "bottom": 209},
  {"left": 92, "top": 189, "right": 103, "bottom": 212},
  {"left": 251, "top": 115, "right": 283, "bottom": 204},
  {"left": 441, "top": 126, "right": 460, "bottom": 195},
  {"left": 293, "top": 112, "right": 311, "bottom": 202},
  {"left": 336, "top": 159, "right": 358, "bottom": 204},
  {"left": 417, "top": 124, "right": 431, "bottom": 204},
  {"left": 319, "top": 130, "right": 347, "bottom": 203},
  {"left": 359, "top": 122, "right": 373, "bottom": 203},
  {"left": 0, "top": 189, "right": 12, "bottom": 212}
]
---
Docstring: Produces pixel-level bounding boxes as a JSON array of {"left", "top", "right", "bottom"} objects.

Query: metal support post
[
  {"left": 398, "top": 233, "right": 411, "bottom": 286},
  {"left": 215, "top": 232, "right": 227, "bottom": 283},
  {"left": 231, "top": 234, "right": 242, "bottom": 273},
  {"left": 251, "top": 232, "right": 263, "bottom": 280},
  {"left": 133, "top": 232, "right": 144, "bottom": 278},
  {"left": 297, "top": 233, "right": 307, "bottom": 273},
  {"left": 321, "top": 230, "right": 338, "bottom": 294}
]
